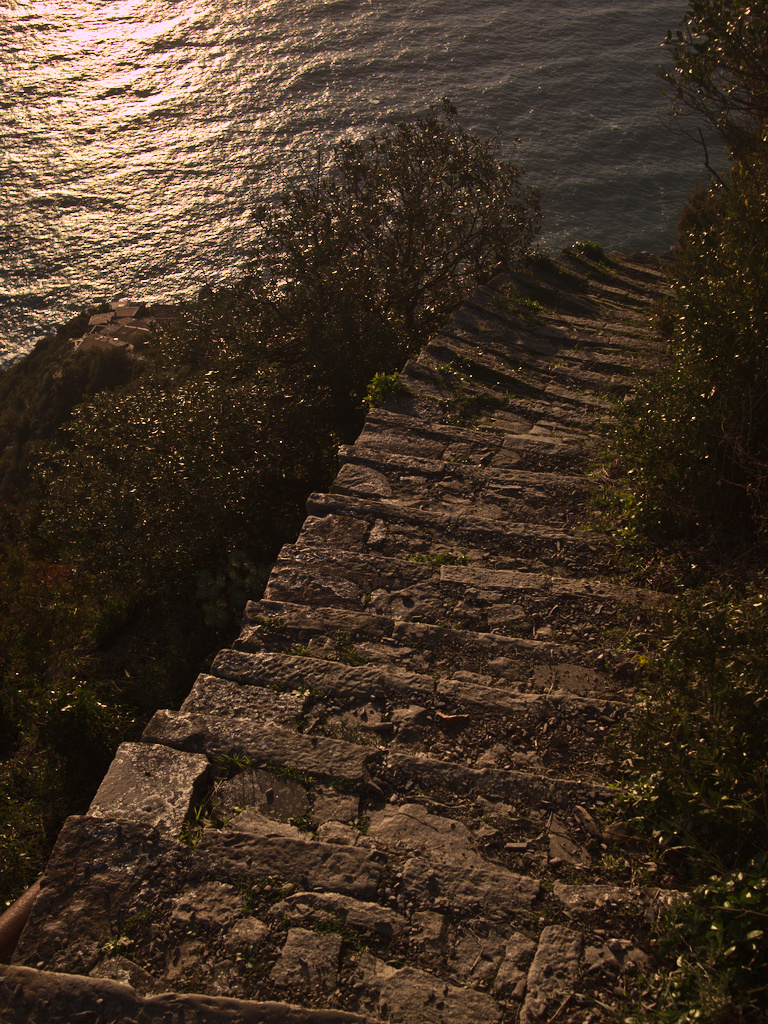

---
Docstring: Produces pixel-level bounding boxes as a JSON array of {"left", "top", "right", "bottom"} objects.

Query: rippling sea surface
[{"left": 1, "top": 0, "right": 706, "bottom": 364}]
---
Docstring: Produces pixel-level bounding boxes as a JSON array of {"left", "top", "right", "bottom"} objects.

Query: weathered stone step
[
  {"left": 374, "top": 749, "right": 612, "bottom": 811},
  {"left": 469, "top": 279, "right": 656, "bottom": 343},
  {"left": 303, "top": 492, "right": 612, "bottom": 573},
  {"left": 142, "top": 709, "right": 377, "bottom": 784},
  {"left": 338, "top": 441, "right": 591, "bottom": 494},
  {"left": 263, "top": 542, "right": 659, "bottom": 643},
  {"left": 88, "top": 741, "right": 211, "bottom": 832},
  {"left": 193, "top": 649, "right": 625, "bottom": 776},
  {"left": 12, "top": 809, "right": 638, "bottom": 1022},
  {"left": 205, "top": 649, "right": 624, "bottom": 726},
  {"left": 240, "top": 598, "right": 641, "bottom": 695},
  {"left": 404, "top": 345, "right": 617, "bottom": 414},
  {"left": 331, "top": 452, "right": 593, "bottom": 527},
  {"left": 500, "top": 262, "right": 663, "bottom": 322},
  {"left": 307, "top": 490, "right": 602, "bottom": 547},
  {"left": 353, "top": 406, "right": 597, "bottom": 471},
  {"left": 360, "top": 801, "right": 541, "bottom": 920},
  {"left": 425, "top": 330, "right": 637, "bottom": 400},
  {"left": 396, "top": 367, "right": 622, "bottom": 465},
  {"left": 546, "top": 252, "right": 662, "bottom": 303},
  {"left": 437, "top": 319, "right": 649, "bottom": 380},
  {"left": 460, "top": 275, "right": 660, "bottom": 345},
  {"left": 0, "top": 966, "right": 376, "bottom": 1024},
  {"left": 11, "top": 816, "right": 388, "bottom": 994}
]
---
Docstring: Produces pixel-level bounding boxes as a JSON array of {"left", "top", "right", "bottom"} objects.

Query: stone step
[
  {"left": 239, "top": 598, "right": 641, "bottom": 695},
  {"left": 141, "top": 709, "right": 378, "bottom": 785},
  {"left": 434, "top": 322, "right": 648, "bottom": 382},
  {"left": 462, "top": 275, "right": 661, "bottom": 345},
  {"left": 193, "top": 648, "right": 626, "bottom": 777},
  {"left": 0, "top": 966, "right": 376, "bottom": 1024},
  {"left": 403, "top": 346, "right": 617, "bottom": 414},
  {"left": 11, "top": 808, "right": 640, "bottom": 1021},
  {"left": 302, "top": 492, "right": 612, "bottom": 574},
  {"left": 374, "top": 750, "right": 612, "bottom": 813},
  {"left": 358, "top": 404, "right": 601, "bottom": 459},
  {"left": 262, "top": 542, "right": 659, "bottom": 644},
  {"left": 330, "top": 454, "right": 593, "bottom": 527},
  {"left": 425, "top": 329, "right": 638, "bottom": 398}
]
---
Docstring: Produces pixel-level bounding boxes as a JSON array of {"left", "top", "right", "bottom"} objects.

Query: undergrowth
[{"left": 604, "top": 151, "right": 768, "bottom": 1024}]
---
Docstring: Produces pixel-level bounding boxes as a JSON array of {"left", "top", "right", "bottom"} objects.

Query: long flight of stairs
[{"left": 1, "top": 249, "right": 674, "bottom": 1023}]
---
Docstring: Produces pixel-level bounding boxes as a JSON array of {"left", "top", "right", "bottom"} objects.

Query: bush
[
  {"left": 617, "top": 161, "right": 768, "bottom": 554},
  {"left": 253, "top": 98, "right": 540, "bottom": 346},
  {"left": 38, "top": 366, "right": 336, "bottom": 608},
  {"left": 620, "top": 579, "right": 768, "bottom": 871},
  {"left": 661, "top": 0, "right": 768, "bottom": 161}
]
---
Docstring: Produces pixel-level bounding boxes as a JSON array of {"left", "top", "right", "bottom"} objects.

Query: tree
[
  {"left": 251, "top": 98, "right": 540, "bottom": 353},
  {"left": 162, "top": 99, "right": 540, "bottom": 434},
  {"left": 661, "top": 0, "right": 768, "bottom": 161}
]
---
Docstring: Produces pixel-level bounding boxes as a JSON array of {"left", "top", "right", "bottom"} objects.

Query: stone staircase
[{"left": 1, "top": 250, "right": 673, "bottom": 1023}]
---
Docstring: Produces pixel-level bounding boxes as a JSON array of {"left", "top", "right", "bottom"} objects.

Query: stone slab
[
  {"left": 519, "top": 926, "right": 583, "bottom": 1024},
  {"left": 192, "top": 831, "right": 383, "bottom": 901},
  {"left": 141, "top": 710, "right": 375, "bottom": 783},
  {"left": 209, "top": 649, "right": 435, "bottom": 705},
  {"left": 358, "top": 954, "right": 501, "bottom": 1024},
  {"left": 0, "top": 965, "right": 375, "bottom": 1023},
  {"left": 270, "top": 927, "right": 342, "bottom": 997},
  {"left": 269, "top": 891, "right": 407, "bottom": 941},
  {"left": 382, "top": 751, "right": 612, "bottom": 808},
  {"left": 12, "top": 816, "right": 382, "bottom": 978},
  {"left": 180, "top": 673, "right": 305, "bottom": 725},
  {"left": 88, "top": 742, "right": 211, "bottom": 831}
]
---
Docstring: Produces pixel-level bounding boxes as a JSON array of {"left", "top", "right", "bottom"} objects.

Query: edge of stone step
[{"left": 0, "top": 965, "right": 380, "bottom": 1024}]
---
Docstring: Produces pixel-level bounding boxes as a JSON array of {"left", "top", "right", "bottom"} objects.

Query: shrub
[
  {"left": 617, "top": 161, "right": 768, "bottom": 554},
  {"left": 253, "top": 98, "right": 541, "bottom": 349}
]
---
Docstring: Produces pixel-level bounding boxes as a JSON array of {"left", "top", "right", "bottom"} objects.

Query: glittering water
[{"left": 1, "top": 0, "right": 705, "bottom": 364}]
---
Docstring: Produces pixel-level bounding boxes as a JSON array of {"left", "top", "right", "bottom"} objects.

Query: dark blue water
[{"left": 1, "top": 1, "right": 708, "bottom": 365}]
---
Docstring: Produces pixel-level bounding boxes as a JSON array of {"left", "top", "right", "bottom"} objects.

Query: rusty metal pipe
[{"left": 0, "top": 879, "right": 42, "bottom": 963}]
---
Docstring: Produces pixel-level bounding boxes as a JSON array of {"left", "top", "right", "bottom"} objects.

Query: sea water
[{"left": 1, "top": 0, "right": 709, "bottom": 364}]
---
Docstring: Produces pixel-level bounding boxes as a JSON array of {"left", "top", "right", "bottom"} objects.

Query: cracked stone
[
  {"left": 360, "top": 954, "right": 501, "bottom": 1024},
  {"left": 519, "top": 926, "right": 583, "bottom": 1024},
  {"left": 494, "top": 932, "right": 537, "bottom": 996},
  {"left": 270, "top": 928, "right": 342, "bottom": 996}
]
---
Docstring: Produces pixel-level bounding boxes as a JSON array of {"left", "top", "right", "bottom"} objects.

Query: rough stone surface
[
  {"left": 141, "top": 709, "right": 375, "bottom": 782},
  {"left": 270, "top": 927, "right": 343, "bottom": 996},
  {"left": 520, "top": 926, "right": 583, "bottom": 1024},
  {"left": 493, "top": 931, "right": 537, "bottom": 996},
  {"left": 358, "top": 955, "right": 501, "bottom": 1024},
  {"left": 0, "top": 965, "right": 373, "bottom": 1022},
  {"left": 88, "top": 742, "right": 210, "bottom": 831}
]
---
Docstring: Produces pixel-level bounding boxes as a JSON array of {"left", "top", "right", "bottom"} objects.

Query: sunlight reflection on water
[{"left": 1, "top": 0, "right": 704, "bottom": 362}]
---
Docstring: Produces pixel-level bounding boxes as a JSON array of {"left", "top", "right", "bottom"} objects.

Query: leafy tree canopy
[
  {"left": 251, "top": 98, "right": 541, "bottom": 346},
  {"left": 661, "top": 0, "right": 768, "bottom": 160}
]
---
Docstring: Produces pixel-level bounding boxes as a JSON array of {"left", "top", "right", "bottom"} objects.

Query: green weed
[{"left": 365, "top": 371, "right": 410, "bottom": 408}]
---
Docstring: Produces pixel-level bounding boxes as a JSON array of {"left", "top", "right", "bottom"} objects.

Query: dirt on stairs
[{"left": 1, "top": 250, "right": 675, "bottom": 1023}]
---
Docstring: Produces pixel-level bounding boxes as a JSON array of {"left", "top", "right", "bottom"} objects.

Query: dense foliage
[
  {"left": 661, "top": 0, "right": 768, "bottom": 160},
  {"left": 252, "top": 98, "right": 540, "bottom": 349},
  {"left": 0, "top": 101, "right": 539, "bottom": 906},
  {"left": 611, "top": 4, "right": 768, "bottom": 1021},
  {"left": 618, "top": 164, "right": 768, "bottom": 554}
]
